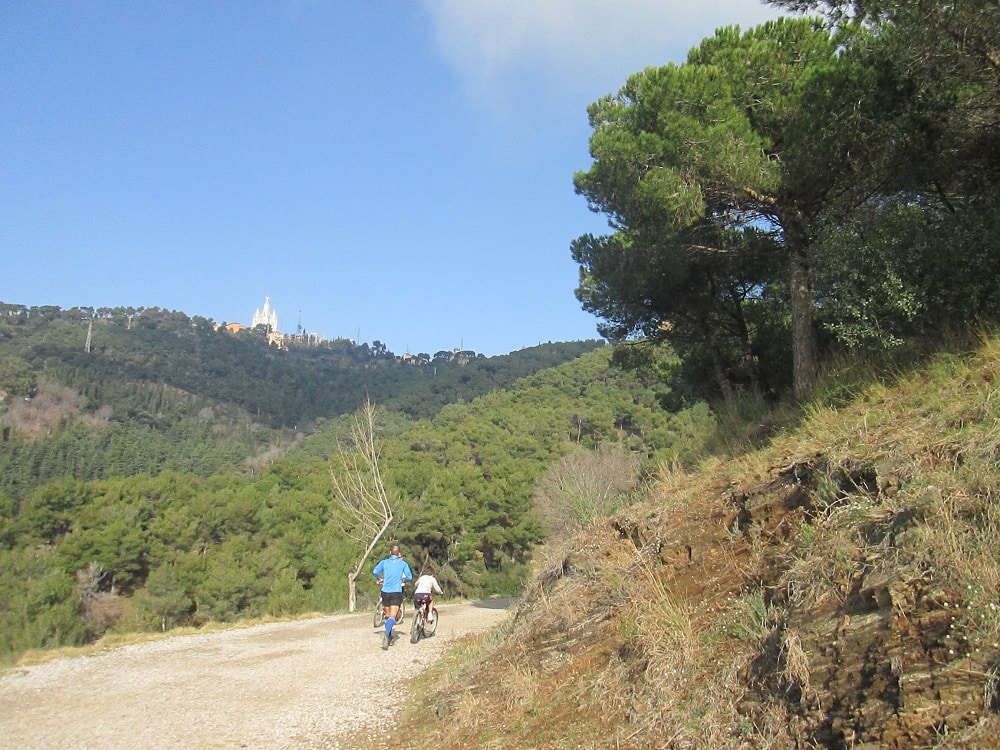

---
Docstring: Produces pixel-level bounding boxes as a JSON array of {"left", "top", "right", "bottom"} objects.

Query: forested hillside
[
  {"left": 0, "top": 302, "right": 600, "bottom": 500},
  {"left": 0, "top": 311, "right": 703, "bottom": 664}
]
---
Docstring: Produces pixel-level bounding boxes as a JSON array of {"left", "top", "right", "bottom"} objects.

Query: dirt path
[{"left": 0, "top": 600, "right": 510, "bottom": 750}]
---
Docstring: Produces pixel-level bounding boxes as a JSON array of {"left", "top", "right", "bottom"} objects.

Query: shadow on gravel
[{"left": 472, "top": 597, "right": 518, "bottom": 610}]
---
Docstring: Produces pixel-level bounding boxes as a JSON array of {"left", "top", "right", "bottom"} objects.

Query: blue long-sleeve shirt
[{"left": 373, "top": 555, "right": 412, "bottom": 594}]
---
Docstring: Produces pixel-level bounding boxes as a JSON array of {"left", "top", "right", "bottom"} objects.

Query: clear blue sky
[{"left": 2, "top": 1, "right": 783, "bottom": 356}]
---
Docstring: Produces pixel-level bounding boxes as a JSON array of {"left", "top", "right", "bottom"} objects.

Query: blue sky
[{"left": 2, "top": 1, "right": 784, "bottom": 356}]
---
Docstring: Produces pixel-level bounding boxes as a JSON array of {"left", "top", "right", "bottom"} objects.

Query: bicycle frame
[{"left": 410, "top": 595, "right": 438, "bottom": 643}]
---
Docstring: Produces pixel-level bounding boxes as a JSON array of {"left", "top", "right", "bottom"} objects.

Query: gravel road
[{"left": 0, "top": 600, "right": 510, "bottom": 750}]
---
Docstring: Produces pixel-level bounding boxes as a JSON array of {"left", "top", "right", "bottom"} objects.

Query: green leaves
[
  {"left": 56, "top": 498, "right": 150, "bottom": 590},
  {"left": 573, "top": 17, "right": 957, "bottom": 399},
  {"left": 0, "top": 343, "right": 721, "bottom": 661},
  {"left": 0, "top": 547, "right": 86, "bottom": 654}
]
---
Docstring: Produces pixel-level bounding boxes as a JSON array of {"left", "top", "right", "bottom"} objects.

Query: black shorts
[
  {"left": 414, "top": 593, "right": 432, "bottom": 605},
  {"left": 381, "top": 591, "right": 404, "bottom": 607}
]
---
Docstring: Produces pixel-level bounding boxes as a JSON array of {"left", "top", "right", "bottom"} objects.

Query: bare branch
[{"left": 329, "top": 398, "right": 395, "bottom": 611}]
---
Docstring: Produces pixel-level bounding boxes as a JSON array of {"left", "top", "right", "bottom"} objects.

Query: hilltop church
[
  {"left": 219, "top": 297, "right": 322, "bottom": 348},
  {"left": 252, "top": 296, "right": 278, "bottom": 333}
]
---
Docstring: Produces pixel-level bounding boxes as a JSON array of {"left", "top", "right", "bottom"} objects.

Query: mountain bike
[{"left": 409, "top": 595, "right": 439, "bottom": 643}]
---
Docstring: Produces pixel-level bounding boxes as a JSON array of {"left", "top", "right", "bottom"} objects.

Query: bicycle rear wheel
[
  {"left": 409, "top": 610, "right": 424, "bottom": 643},
  {"left": 422, "top": 608, "right": 438, "bottom": 637},
  {"left": 373, "top": 601, "right": 385, "bottom": 629}
]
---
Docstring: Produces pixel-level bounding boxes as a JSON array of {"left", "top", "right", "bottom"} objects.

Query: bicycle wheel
[
  {"left": 397, "top": 598, "right": 405, "bottom": 624},
  {"left": 409, "top": 609, "right": 424, "bottom": 643},
  {"left": 422, "top": 607, "right": 439, "bottom": 638},
  {"left": 373, "top": 601, "right": 385, "bottom": 629}
]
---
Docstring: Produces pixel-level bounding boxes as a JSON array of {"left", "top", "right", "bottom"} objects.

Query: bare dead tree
[{"left": 330, "top": 398, "right": 394, "bottom": 613}]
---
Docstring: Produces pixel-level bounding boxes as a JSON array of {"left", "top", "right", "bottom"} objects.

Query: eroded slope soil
[{"left": 415, "top": 355, "right": 1000, "bottom": 750}]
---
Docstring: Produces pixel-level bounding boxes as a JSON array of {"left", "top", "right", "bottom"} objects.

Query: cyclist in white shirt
[{"left": 413, "top": 566, "right": 443, "bottom": 622}]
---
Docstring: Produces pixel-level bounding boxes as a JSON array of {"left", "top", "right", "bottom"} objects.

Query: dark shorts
[
  {"left": 381, "top": 591, "right": 404, "bottom": 607},
  {"left": 414, "top": 593, "right": 432, "bottom": 604}
]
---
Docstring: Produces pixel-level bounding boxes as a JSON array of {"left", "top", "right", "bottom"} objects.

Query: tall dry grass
[{"left": 403, "top": 332, "right": 1000, "bottom": 749}]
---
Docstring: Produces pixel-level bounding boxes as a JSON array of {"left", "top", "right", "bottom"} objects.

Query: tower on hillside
[{"left": 252, "top": 296, "right": 279, "bottom": 332}]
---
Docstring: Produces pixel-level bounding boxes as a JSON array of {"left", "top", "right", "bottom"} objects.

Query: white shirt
[{"left": 414, "top": 574, "right": 442, "bottom": 595}]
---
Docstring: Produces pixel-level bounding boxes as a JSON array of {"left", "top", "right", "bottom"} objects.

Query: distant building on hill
[
  {"left": 252, "top": 297, "right": 278, "bottom": 332},
  {"left": 235, "top": 296, "right": 324, "bottom": 348},
  {"left": 226, "top": 296, "right": 468, "bottom": 356}
]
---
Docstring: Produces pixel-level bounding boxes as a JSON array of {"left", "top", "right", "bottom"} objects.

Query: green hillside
[
  {"left": 0, "top": 302, "right": 600, "bottom": 500},
  {"left": 0, "top": 318, "right": 702, "bottom": 663}
]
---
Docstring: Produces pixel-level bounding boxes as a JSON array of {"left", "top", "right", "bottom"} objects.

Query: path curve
[{"left": 0, "top": 600, "right": 510, "bottom": 750}]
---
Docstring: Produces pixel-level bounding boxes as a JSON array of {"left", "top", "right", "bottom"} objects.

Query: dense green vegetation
[
  {"left": 0, "top": 305, "right": 684, "bottom": 662},
  {"left": 574, "top": 3, "right": 1000, "bottom": 401},
  {"left": 0, "top": 303, "right": 599, "bottom": 500},
  {"left": 0, "top": 303, "right": 600, "bottom": 425}
]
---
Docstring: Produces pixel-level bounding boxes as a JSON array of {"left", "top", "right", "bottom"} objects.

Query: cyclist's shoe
[{"left": 381, "top": 632, "right": 389, "bottom": 650}]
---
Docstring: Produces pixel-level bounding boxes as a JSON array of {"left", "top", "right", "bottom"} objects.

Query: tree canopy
[
  {"left": 573, "top": 5, "right": 1000, "bottom": 401},
  {"left": 574, "top": 18, "right": 853, "bottom": 399}
]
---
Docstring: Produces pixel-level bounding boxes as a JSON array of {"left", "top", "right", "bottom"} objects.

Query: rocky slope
[{"left": 408, "top": 343, "right": 1000, "bottom": 749}]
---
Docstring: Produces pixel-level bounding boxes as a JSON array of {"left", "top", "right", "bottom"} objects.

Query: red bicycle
[{"left": 409, "top": 594, "right": 439, "bottom": 643}]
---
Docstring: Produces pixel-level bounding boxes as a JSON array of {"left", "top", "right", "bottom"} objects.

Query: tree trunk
[
  {"left": 789, "top": 243, "right": 817, "bottom": 400},
  {"left": 708, "top": 338, "right": 735, "bottom": 402},
  {"left": 727, "top": 286, "right": 767, "bottom": 394},
  {"left": 347, "top": 568, "right": 358, "bottom": 613},
  {"left": 345, "top": 511, "right": 392, "bottom": 613}
]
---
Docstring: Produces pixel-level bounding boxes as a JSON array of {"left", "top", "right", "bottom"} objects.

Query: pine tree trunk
[{"left": 789, "top": 243, "right": 817, "bottom": 400}]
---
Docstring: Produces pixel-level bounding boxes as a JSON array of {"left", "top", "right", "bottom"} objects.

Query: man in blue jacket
[{"left": 373, "top": 545, "right": 412, "bottom": 649}]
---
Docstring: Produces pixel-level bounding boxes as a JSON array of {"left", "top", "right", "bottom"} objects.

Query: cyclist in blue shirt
[{"left": 373, "top": 545, "right": 412, "bottom": 649}]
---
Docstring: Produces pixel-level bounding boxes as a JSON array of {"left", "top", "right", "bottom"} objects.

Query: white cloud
[{"left": 422, "top": 0, "right": 786, "bottom": 108}]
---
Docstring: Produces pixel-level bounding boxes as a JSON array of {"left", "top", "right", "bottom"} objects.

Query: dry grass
[
  {"left": 0, "top": 378, "right": 111, "bottom": 439},
  {"left": 402, "top": 333, "right": 1000, "bottom": 749},
  {"left": 779, "top": 629, "right": 811, "bottom": 697},
  {"left": 630, "top": 556, "right": 700, "bottom": 677},
  {"left": 532, "top": 443, "right": 642, "bottom": 535}
]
